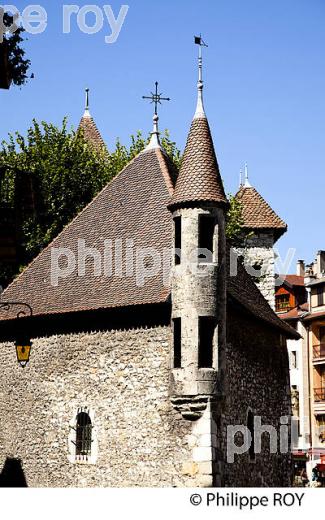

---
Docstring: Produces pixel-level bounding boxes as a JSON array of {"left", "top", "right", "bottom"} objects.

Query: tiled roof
[
  {"left": 78, "top": 113, "right": 106, "bottom": 151},
  {"left": 0, "top": 144, "right": 297, "bottom": 339},
  {"left": 168, "top": 116, "right": 227, "bottom": 209},
  {"left": 235, "top": 185, "right": 287, "bottom": 240},
  {"left": 0, "top": 148, "right": 174, "bottom": 319},
  {"left": 277, "top": 303, "right": 309, "bottom": 321},
  {"left": 227, "top": 252, "right": 299, "bottom": 339},
  {"left": 303, "top": 310, "right": 325, "bottom": 321},
  {"left": 278, "top": 274, "right": 305, "bottom": 287}
]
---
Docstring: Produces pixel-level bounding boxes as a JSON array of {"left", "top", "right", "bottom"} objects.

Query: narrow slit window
[
  {"left": 198, "top": 215, "right": 215, "bottom": 263},
  {"left": 173, "top": 318, "right": 181, "bottom": 368},
  {"left": 174, "top": 216, "right": 181, "bottom": 265},
  {"left": 76, "top": 411, "right": 92, "bottom": 457},
  {"left": 198, "top": 317, "right": 215, "bottom": 368}
]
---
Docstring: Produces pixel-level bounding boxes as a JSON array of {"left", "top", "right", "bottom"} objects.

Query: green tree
[
  {"left": 0, "top": 119, "right": 181, "bottom": 286},
  {"left": 226, "top": 194, "right": 244, "bottom": 241},
  {"left": 1, "top": 12, "right": 31, "bottom": 87},
  {"left": 0, "top": 118, "right": 244, "bottom": 287}
]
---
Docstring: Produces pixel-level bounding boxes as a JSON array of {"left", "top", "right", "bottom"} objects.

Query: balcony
[
  {"left": 314, "top": 388, "right": 325, "bottom": 402},
  {"left": 313, "top": 344, "right": 325, "bottom": 363}
]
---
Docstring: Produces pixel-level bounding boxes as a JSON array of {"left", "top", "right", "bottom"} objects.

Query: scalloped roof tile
[
  {"left": 235, "top": 185, "right": 287, "bottom": 239},
  {"left": 168, "top": 116, "right": 227, "bottom": 208},
  {"left": 78, "top": 113, "right": 106, "bottom": 151}
]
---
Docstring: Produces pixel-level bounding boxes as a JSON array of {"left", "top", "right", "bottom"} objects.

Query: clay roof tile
[{"left": 168, "top": 116, "right": 227, "bottom": 209}]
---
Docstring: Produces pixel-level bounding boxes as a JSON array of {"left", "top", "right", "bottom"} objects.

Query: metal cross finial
[{"left": 142, "top": 81, "right": 170, "bottom": 116}]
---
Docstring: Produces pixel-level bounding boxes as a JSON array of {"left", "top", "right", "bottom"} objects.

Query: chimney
[
  {"left": 296, "top": 260, "right": 305, "bottom": 277},
  {"left": 316, "top": 251, "right": 325, "bottom": 277}
]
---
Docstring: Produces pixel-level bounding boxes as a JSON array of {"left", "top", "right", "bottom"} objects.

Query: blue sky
[{"left": 1, "top": 0, "right": 324, "bottom": 271}]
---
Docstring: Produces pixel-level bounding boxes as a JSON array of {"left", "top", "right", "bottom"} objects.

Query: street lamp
[
  {"left": 0, "top": 301, "right": 33, "bottom": 367},
  {"left": 15, "top": 338, "right": 32, "bottom": 368}
]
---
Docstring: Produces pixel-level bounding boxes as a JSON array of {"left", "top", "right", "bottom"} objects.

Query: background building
[{"left": 276, "top": 253, "right": 325, "bottom": 482}]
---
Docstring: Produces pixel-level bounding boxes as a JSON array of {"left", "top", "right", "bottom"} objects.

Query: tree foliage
[
  {"left": 1, "top": 12, "right": 31, "bottom": 86},
  {"left": 225, "top": 193, "right": 244, "bottom": 241},
  {"left": 0, "top": 119, "right": 181, "bottom": 285},
  {"left": 0, "top": 118, "right": 243, "bottom": 287}
]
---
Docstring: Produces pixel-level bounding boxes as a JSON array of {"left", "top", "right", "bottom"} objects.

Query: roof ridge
[{"left": 154, "top": 148, "right": 175, "bottom": 196}]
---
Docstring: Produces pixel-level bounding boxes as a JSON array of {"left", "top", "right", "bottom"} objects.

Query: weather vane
[
  {"left": 194, "top": 35, "right": 208, "bottom": 48},
  {"left": 194, "top": 35, "right": 208, "bottom": 81},
  {"left": 142, "top": 81, "right": 170, "bottom": 116}
]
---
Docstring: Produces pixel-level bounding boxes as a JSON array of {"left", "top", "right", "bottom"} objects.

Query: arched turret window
[{"left": 76, "top": 411, "right": 92, "bottom": 456}]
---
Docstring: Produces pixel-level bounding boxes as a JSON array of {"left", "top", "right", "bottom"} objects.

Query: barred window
[{"left": 76, "top": 411, "right": 92, "bottom": 457}]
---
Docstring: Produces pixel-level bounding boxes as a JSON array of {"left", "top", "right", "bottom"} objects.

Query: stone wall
[
  {"left": 0, "top": 325, "right": 198, "bottom": 487},
  {"left": 0, "top": 311, "right": 293, "bottom": 487},
  {"left": 219, "top": 309, "right": 292, "bottom": 486},
  {"left": 234, "top": 233, "right": 276, "bottom": 309}
]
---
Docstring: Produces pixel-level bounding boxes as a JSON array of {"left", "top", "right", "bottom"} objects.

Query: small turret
[
  {"left": 234, "top": 166, "right": 287, "bottom": 309},
  {"left": 168, "top": 36, "right": 228, "bottom": 417}
]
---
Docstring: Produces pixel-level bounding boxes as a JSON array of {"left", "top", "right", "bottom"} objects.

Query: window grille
[{"left": 75, "top": 411, "right": 92, "bottom": 457}]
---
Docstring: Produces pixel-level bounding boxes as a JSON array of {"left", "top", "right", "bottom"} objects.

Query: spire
[
  {"left": 194, "top": 35, "right": 208, "bottom": 119},
  {"left": 84, "top": 88, "right": 91, "bottom": 118},
  {"left": 146, "top": 113, "right": 160, "bottom": 150},
  {"left": 239, "top": 168, "right": 243, "bottom": 187},
  {"left": 142, "top": 81, "right": 170, "bottom": 152},
  {"left": 78, "top": 88, "right": 106, "bottom": 151},
  {"left": 168, "top": 37, "right": 227, "bottom": 210},
  {"left": 244, "top": 162, "right": 251, "bottom": 187}
]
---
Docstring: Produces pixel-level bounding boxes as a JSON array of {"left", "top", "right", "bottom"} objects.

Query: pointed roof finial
[
  {"left": 142, "top": 81, "right": 170, "bottom": 150},
  {"left": 194, "top": 35, "right": 208, "bottom": 119},
  {"left": 244, "top": 162, "right": 251, "bottom": 187},
  {"left": 239, "top": 168, "right": 243, "bottom": 187},
  {"left": 84, "top": 88, "right": 91, "bottom": 118}
]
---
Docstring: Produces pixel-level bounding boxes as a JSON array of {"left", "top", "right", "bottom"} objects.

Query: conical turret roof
[
  {"left": 169, "top": 115, "right": 227, "bottom": 209},
  {"left": 77, "top": 89, "right": 106, "bottom": 152},
  {"left": 235, "top": 184, "right": 287, "bottom": 241}
]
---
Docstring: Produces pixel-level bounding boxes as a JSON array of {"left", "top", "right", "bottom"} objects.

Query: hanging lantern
[{"left": 15, "top": 338, "right": 32, "bottom": 368}]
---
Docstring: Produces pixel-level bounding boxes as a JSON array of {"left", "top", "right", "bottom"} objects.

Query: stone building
[
  {"left": 234, "top": 166, "right": 287, "bottom": 309},
  {"left": 0, "top": 49, "right": 298, "bottom": 487}
]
